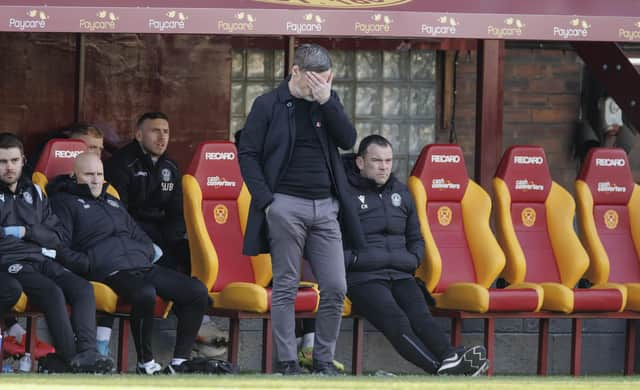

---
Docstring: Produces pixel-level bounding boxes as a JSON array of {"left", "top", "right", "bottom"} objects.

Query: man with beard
[{"left": 0, "top": 132, "right": 112, "bottom": 373}]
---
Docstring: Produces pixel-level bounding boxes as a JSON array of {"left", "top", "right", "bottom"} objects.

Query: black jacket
[
  {"left": 47, "top": 175, "right": 155, "bottom": 281},
  {"left": 104, "top": 140, "right": 185, "bottom": 246},
  {"left": 342, "top": 155, "right": 425, "bottom": 287},
  {"left": 0, "top": 177, "right": 63, "bottom": 268},
  {"left": 238, "top": 77, "right": 366, "bottom": 255}
]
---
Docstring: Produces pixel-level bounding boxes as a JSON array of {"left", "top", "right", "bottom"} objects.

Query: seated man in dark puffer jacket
[
  {"left": 342, "top": 135, "right": 489, "bottom": 376},
  {"left": 47, "top": 153, "right": 209, "bottom": 375}
]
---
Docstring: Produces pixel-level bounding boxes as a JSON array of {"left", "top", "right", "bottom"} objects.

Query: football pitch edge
[{"left": 0, "top": 374, "right": 639, "bottom": 390}]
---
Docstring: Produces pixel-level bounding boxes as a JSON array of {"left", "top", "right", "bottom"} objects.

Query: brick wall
[
  {"left": 0, "top": 32, "right": 232, "bottom": 171},
  {"left": 449, "top": 46, "right": 640, "bottom": 190},
  {"left": 444, "top": 47, "right": 584, "bottom": 192}
]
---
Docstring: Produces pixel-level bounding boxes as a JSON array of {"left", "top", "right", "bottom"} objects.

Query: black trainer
[
  {"left": 275, "top": 360, "right": 302, "bottom": 375},
  {"left": 69, "top": 350, "right": 114, "bottom": 374},
  {"left": 437, "top": 345, "right": 489, "bottom": 376},
  {"left": 312, "top": 360, "right": 342, "bottom": 376},
  {"left": 163, "top": 362, "right": 190, "bottom": 375}
]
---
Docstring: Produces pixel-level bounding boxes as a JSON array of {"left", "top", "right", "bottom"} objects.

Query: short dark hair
[
  {"left": 136, "top": 112, "right": 169, "bottom": 129},
  {"left": 0, "top": 132, "right": 24, "bottom": 154},
  {"left": 68, "top": 123, "right": 103, "bottom": 138},
  {"left": 357, "top": 134, "right": 393, "bottom": 157},
  {"left": 293, "top": 44, "right": 332, "bottom": 73}
]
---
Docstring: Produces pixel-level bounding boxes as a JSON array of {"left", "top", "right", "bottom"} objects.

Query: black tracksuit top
[{"left": 104, "top": 140, "right": 185, "bottom": 244}]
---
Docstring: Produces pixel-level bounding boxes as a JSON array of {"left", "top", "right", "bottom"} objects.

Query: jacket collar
[
  {"left": 276, "top": 76, "right": 295, "bottom": 104},
  {"left": 129, "top": 140, "right": 167, "bottom": 168},
  {"left": 344, "top": 154, "right": 397, "bottom": 193},
  {"left": 46, "top": 174, "right": 107, "bottom": 200},
  {"left": 0, "top": 176, "right": 31, "bottom": 195}
]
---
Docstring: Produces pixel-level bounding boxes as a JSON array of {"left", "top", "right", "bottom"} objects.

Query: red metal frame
[{"left": 116, "top": 318, "right": 130, "bottom": 373}]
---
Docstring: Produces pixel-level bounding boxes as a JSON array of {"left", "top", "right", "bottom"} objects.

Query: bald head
[{"left": 73, "top": 153, "right": 104, "bottom": 198}]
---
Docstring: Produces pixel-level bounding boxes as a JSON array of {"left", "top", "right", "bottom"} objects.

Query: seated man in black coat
[
  {"left": 343, "top": 135, "right": 489, "bottom": 376},
  {"left": 0, "top": 132, "right": 112, "bottom": 373},
  {"left": 47, "top": 153, "right": 209, "bottom": 375}
]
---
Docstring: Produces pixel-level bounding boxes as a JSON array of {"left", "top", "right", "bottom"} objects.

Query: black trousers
[
  {"left": 4, "top": 261, "right": 97, "bottom": 361},
  {"left": 0, "top": 273, "right": 22, "bottom": 319},
  {"left": 296, "top": 318, "right": 315, "bottom": 338},
  {"left": 347, "top": 277, "right": 454, "bottom": 374},
  {"left": 96, "top": 239, "right": 192, "bottom": 330},
  {"left": 105, "top": 265, "right": 208, "bottom": 362}
]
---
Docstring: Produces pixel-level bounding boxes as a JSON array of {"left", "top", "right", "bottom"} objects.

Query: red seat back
[
  {"left": 34, "top": 139, "right": 87, "bottom": 178},
  {"left": 410, "top": 144, "right": 475, "bottom": 292},
  {"left": 495, "top": 146, "right": 559, "bottom": 283},
  {"left": 578, "top": 148, "right": 640, "bottom": 283},
  {"left": 186, "top": 142, "right": 255, "bottom": 291}
]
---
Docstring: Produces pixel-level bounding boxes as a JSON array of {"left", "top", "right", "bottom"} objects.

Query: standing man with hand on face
[{"left": 238, "top": 43, "right": 365, "bottom": 375}]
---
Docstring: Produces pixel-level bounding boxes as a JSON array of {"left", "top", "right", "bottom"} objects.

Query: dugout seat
[
  {"left": 183, "top": 141, "right": 320, "bottom": 371},
  {"left": 408, "top": 144, "right": 542, "bottom": 313},
  {"left": 183, "top": 141, "right": 319, "bottom": 313},
  {"left": 494, "top": 146, "right": 625, "bottom": 313},
  {"left": 576, "top": 148, "right": 638, "bottom": 311}
]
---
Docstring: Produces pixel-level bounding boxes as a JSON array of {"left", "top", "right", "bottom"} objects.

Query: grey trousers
[{"left": 266, "top": 193, "right": 346, "bottom": 363}]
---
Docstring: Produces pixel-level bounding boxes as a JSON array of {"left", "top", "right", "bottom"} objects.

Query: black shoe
[
  {"left": 162, "top": 360, "right": 196, "bottom": 375},
  {"left": 69, "top": 350, "right": 114, "bottom": 374},
  {"left": 312, "top": 360, "right": 342, "bottom": 376},
  {"left": 437, "top": 345, "right": 489, "bottom": 376},
  {"left": 275, "top": 360, "right": 302, "bottom": 375}
]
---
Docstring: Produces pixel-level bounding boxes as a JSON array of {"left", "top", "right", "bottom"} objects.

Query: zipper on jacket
[
  {"left": 97, "top": 198, "right": 131, "bottom": 270},
  {"left": 380, "top": 191, "right": 391, "bottom": 255}
]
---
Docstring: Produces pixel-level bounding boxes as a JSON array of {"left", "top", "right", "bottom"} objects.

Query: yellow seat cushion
[
  {"left": 92, "top": 281, "right": 119, "bottom": 313},
  {"left": 539, "top": 283, "right": 574, "bottom": 313},
  {"left": 626, "top": 283, "right": 640, "bottom": 311},
  {"left": 433, "top": 283, "right": 490, "bottom": 313},
  {"left": 12, "top": 292, "right": 28, "bottom": 313},
  {"left": 211, "top": 282, "right": 270, "bottom": 313}
]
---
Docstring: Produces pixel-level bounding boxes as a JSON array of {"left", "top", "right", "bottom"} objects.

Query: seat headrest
[
  {"left": 495, "top": 146, "right": 552, "bottom": 203},
  {"left": 34, "top": 139, "right": 87, "bottom": 179},
  {"left": 186, "top": 141, "right": 243, "bottom": 200},
  {"left": 410, "top": 144, "right": 469, "bottom": 202},
  {"left": 578, "top": 147, "right": 633, "bottom": 205}
]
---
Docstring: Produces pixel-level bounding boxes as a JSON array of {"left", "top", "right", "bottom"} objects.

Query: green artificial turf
[{"left": 0, "top": 374, "right": 639, "bottom": 390}]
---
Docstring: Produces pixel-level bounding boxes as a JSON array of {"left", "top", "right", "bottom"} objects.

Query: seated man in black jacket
[
  {"left": 0, "top": 132, "right": 112, "bottom": 373},
  {"left": 343, "top": 135, "right": 489, "bottom": 376},
  {"left": 105, "top": 112, "right": 224, "bottom": 356},
  {"left": 47, "top": 153, "right": 209, "bottom": 375}
]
